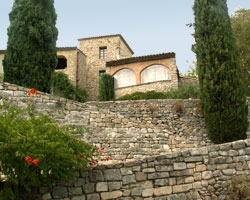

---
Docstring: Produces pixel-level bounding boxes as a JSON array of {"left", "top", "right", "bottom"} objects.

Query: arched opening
[
  {"left": 113, "top": 68, "right": 136, "bottom": 88},
  {"left": 56, "top": 56, "right": 67, "bottom": 69},
  {"left": 141, "top": 64, "right": 171, "bottom": 84}
]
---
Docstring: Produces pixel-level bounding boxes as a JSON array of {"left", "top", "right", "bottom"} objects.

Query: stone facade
[
  {"left": 56, "top": 47, "right": 87, "bottom": 88},
  {"left": 0, "top": 34, "right": 183, "bottom": 100},
  {"left": 78, "top": 35, "right": 134, "bottom": 100}
]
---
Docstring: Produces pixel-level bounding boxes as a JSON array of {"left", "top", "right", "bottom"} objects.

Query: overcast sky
[{"left": 0, "top": 0, "right": 249, "bottom": 73}]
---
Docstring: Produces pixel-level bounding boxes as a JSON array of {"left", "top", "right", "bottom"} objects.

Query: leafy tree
[
  {"left": 180, "top": 61, "right": 198, "bottom": 78},
  {"left": 192, "top": 0, "right": 248, "bottom": 143},
  {"left": 231, "top": 9, "right": 250, "bottom": 95},
  {"left": 3, "top": 0, "right": 58, "bottom": 93}
]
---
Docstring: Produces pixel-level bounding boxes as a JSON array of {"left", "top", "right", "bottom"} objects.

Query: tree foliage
[
  {"left": 99, "top": 74, "right": 114, "bottom": 101},
  {"left": 231, "top": 9, "right": 250, "bottom": 95},
  {"left": 3, "top": 0, "right": 58, "bottom": 93},
  {"left": 192, "top": 0, "right": 248, "bottom": 143},
  {"left": 50, "top": 72, "right": 88, "bottom": 103}
]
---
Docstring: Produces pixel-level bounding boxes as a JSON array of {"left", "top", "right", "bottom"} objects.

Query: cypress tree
[
  {"left": 99, "top": 74, "right": 115, "bottom": 101},
  {"left": 3, "top": 0, "right": 58, "bottom": 92},
  {"left": 192, "top": 0, "right": 248, "bottom": 143}
]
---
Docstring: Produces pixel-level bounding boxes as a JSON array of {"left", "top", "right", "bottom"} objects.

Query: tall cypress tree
[
  {"left": 192, "top": 0, "right": 248, "bottom": 143},
  {"left": 3, "top": 0, "right": 58, "bottom": 92}
]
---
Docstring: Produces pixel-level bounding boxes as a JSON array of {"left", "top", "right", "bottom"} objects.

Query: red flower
[
  {"left": 31, "top": 158, "right": 39, "bottom": 166},
  {"left": 25, "top": 156, "right": 32, "bottom": 163},
  {"left": 28, "top": 88, "right": 39, "bottom": 96},
  {"left": 77, "top": 154, "right": 83, "bottom": 158},
  {"left": 25, "top": 156, "right": 39, "bottom": 166},
  {"left": 106, "top": 156, "right": 110, "bottom": 161},
  {"left": 92, "top": 161, "right": 97, "bottom": 165},
  {"left": 98, "top": 150, "right": 104, "bottom": 154}
]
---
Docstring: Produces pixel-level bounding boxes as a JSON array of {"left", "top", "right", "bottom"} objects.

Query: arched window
[
  {"left": 56, "top": 56, "right": 67, "bottom": 69},
  {"left": 141, "top": 65, "right": 171, "bottom": 84},
  {"left": 113, "top": 68, "right": 136, "bottom": 88}
]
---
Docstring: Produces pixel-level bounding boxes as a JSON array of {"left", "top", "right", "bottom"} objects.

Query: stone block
[
  {"left": 122, "top": 174, "right": 136, "bottom": 184},
  {"left": 41, "top": 193, "right": 51, "bottom": 200},
  {"left": 232, "top": 140, "right": 245, "bottom": 149},
  {"left": 108, "top": 181, "right": 122, "bottom": 191},
  {"left": 121, "top": 167, "right": 133, "bottom": 175},
  {"left": 131, "top": 187, "right": 143, "bottom": 196},
  {"left": 52, "top": 186, "right": 68, "bottom": 199},
  {"left": 142, "top": 189, "right": 154, "bottom": 197},
  {"left": 71, "top": 196, "right": 85, "bottom": 200},
  {"left": 155, "top": 178, "right": 169, "bottom": 186},
  {"left": 173, "top": 163, "right": 186, "bottom": 170},
  {"left": 83, "top": 183, "right": 95, "bottom": 194},
  {"left": 104, "top": 169, "right": 122, "bottom": 181},
  {"left": 101, "top": 191, "right": 122, "bottom": 200},
  {"left": 136, "top": 172, "right": 147, "bottom": 181},
  {"left": 96, "top": 182, "right": 108, "bottom": 192},
  {"left": 202, "top": 171, "right": 213, "bottom": 180},
  {"left": 190, "top": 147, "right": 208, "bottom": 155},
  {"left": 196, "top": 164, "right": 206, "bottom": 172},
  {"left": 155, "top": 165, "right": 173, "bottom": 172},
  {"left": 87, "top": 193, "right": 100, "bottom": 200},
  {"left": 68, "top": 187, "right": 82, "bottom": 195},
  {"left": 222, "top": 169, "right": 236, "bottom": 175},
  {"left": 154, "top": 186, "right": 172, "bottom": 196},
  {"left": 173, "top": 184, "right": 192, "bottom": 193}
]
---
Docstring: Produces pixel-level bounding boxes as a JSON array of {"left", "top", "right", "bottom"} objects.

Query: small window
[
  {"left": 56, "top": 56, "right": 67, "bottom": 69},
  {"left": 99, "top": 47, "right": 107, "bottom": 59},
  {"left": 99, "top": 70, "right": 106, "bottom": 75}
]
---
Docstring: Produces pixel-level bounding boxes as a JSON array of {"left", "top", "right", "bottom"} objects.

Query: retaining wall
[
  {"left": 0, "top": 82, "right": 249, "bottom": 164},
  {"left": 22, "top": 139, "right": 250, "bottom": 200}
]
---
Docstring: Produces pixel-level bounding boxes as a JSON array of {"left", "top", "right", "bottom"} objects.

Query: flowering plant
[{"left": 0, "top": 99, "right": 96, "bottom": 200}]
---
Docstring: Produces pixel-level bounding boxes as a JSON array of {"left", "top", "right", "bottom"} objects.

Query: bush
[
  {"left": 226, "top": 175, "right": 250, "bottom": 200},
  {"left": 99, "top": 74, "right": 114, "bottom": 101},
  {"left": 50, "top": 72, "right": 88, "bottom": 102},
  {"left": 0, "top": 101, "right": 95, "bottom": 200},
  {"left": 116, "top": 84, "right": 200, "bottom": 100}
]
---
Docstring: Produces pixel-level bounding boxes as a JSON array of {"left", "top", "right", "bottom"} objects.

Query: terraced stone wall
[
  {"left": 0, "top": 82, "right": 250, "bottom": 164},
  {"left": 22, "top": 139, "right": 250, "bottom": 200}
]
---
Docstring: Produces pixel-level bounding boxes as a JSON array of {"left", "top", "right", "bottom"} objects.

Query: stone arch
[
  {"left": 56, "top": 56, "right": 67, "bottom": 69},
  {"left": 113, "top": 68, "right": 136, "bottom": 88},
  {"left": 141, "top": 64, "right": 171, "bottom": 84}
]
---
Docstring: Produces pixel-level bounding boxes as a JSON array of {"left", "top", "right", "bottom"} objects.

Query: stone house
[{"left": 0, "top": 34, "right": 180, "bottom": 100}]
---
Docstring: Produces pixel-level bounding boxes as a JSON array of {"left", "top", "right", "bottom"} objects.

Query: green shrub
[
  {"left": 226, "top": 175, "right": 250, "bottom": 200},
  {"left": 0, "top": 101, "right": 95, "bottom": 200},
  {"left": 50, "top": 72, "right": 88, "bottom": 102},
  {"left": 117, "top": 84, "right": 200, "bottom": 100},
  {"left": 99, "top": 74, "right": 114, "bottom": 101}
]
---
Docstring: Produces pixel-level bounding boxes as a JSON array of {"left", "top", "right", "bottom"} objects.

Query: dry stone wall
[
  {"left": 0, "top": 82, "right": 250, "bottom": 164},
  {"left": 0, "top": 82, "right": 250, "bottom": 199},
  {"left": 23, "top": 139, "right": 250, "bottom": 200}
]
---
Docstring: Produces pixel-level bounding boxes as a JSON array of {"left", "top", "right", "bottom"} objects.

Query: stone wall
[
  {"left": 1, "top": 82, "right": 250, "bottom": 164},
  {"left": 115, "top": 80, "right": 177, "bottom": 98},
  {"left": 178, "top": 77, "right": 198, "bottom": 85},
  {"left": 22, "top": 139, "right": 250, "bottom": 200}
]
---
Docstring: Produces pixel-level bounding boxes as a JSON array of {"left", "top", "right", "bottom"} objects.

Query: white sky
[{"left": 0, "top": 0, "right": 249, "bottom": 73}]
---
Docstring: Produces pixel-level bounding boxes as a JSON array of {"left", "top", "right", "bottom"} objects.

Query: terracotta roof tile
[{"left": 106, "top": 52, "right": 175, "bottom": 67}]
